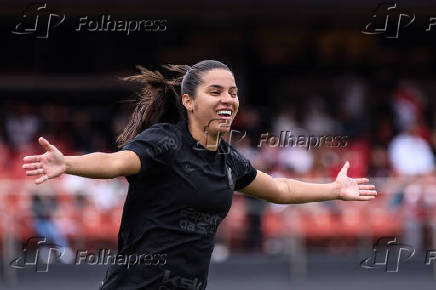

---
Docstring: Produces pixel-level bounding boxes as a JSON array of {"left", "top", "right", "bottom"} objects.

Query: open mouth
[{"left": 216, "top": 109, "right": 232, "bottom": 118}]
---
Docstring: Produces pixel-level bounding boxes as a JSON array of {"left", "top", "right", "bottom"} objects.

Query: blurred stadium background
[{"left": 1, "top": 0, "right": 436, "bottom": 289}]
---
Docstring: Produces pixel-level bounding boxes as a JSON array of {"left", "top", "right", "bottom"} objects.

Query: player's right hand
[{"left": 22, "top": 137, "right": 66, "bottom": 185}]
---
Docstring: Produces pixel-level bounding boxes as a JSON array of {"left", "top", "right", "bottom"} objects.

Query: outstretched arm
[
  {"left": 23, "top": 137, "right": 141, "bottom": 184},
  {"left": 239, "top": 161, "right": 377, "bottom": 204}
]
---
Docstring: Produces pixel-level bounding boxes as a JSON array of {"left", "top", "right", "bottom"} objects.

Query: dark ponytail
[
  {"left": 116, "top": 64, "right": 190, "bottom": 148},
  {"left": 116, "top": 60, "right": 231, "bottom": 149}
]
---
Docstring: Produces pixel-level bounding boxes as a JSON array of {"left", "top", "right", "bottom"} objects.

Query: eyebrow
[{"left": 206, "top": 84, "right": 238, "bottom": 90}]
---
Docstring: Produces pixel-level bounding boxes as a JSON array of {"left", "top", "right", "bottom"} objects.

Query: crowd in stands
[{"left": 1, "top": 75, "right": 435, "bottom": 253}]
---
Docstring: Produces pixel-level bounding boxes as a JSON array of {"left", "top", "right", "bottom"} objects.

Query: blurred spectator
[
  {"left": 31, "top": 189, "right": 73, "bottom": 263},
  {"left": 70, "top": 110, "right": 96, "bottom": 153},
  {"left": 388, "top": 123, "right": 435, "bottom": 176},
  {"left": 232, "top": 105, "right": 261, "bottom": 142},
  {"left": 5, "top": 103, "right": 39, "bottom": 152},
  {"left": 392, "top": 81, "right": 425, "bottom": 132},
  {"left": 91, "top": 179, "right": 124, "bottom": 212},
  {"left": 272, "top": 103, "right": 298, "bottom": 136},
  {"left": 243, "top": 195, "right": 266, "bottom": 251},
  {"left": 368, "top": 146, "right": 390, "bottom": 178},
  {"left": 340, "top": 78, "right": 368, "bottom": 139},
  {"left": 235, "top": 137, "right": 267, "bottom": 252},
  {"left": 277, "top": 146, "right": 314, "bottom": 175},
  {"left": 342, "top": 79, "right": 367, "bottom": 118},
  {"left": 304, "top": 96, "right": 338, "bottom": 135},
  {"left": 373, "top": 116, "right": 394, "bottom": 147},
  {"left": 401, "top": 176, "right": 434, "bottom": 251}
]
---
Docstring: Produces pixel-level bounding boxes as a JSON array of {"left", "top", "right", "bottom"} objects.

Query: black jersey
[{"left": 100, "top": 120, "right": 257, "bottom": 290}]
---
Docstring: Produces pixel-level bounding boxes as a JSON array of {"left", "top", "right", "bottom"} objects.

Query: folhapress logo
[
  {"left": 362, "top": 3, "right": 415, "bottom": 39},
  {"left": 362, "top": 3, "right": 436, "bottom": 38},
  {"left": 360, "top": 236, "right": 436, "bottom": 272},
  {"left": 193, "top": 118, "right": 246, "bottom": 154},
  {"left": 10, "top": 236, "right": 65, "bottom": 272},
  {"left": 362, "top": 3, "right": 415, "bottom": 38},
  {"left": 11, "top": 2, "right": 65, "bottom": 39},
  {"left": 361, "top": 237, "right": 415, "bottom": 272},
  {"left": 12, "top": 2, "right": 167, "bottom": 38}
]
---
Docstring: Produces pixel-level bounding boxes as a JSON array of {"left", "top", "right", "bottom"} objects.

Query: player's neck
[{"left": 188, "top": 121, "right": 221, "bottom": 151}]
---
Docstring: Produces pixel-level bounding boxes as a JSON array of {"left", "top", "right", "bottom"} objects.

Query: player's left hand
[{"left": 335, "top": 161, "right": 377, "bottom": 201}]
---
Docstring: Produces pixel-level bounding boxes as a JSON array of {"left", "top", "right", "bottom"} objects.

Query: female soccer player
[{"left": 22, "top": 60, "right": 377, "bottom": 289}]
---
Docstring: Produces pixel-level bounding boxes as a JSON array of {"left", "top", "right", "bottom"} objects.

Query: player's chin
[
  {"left": 217, "top": 126, "right": 231, "bottom": 134},
  {"left": 216, "top": 120, "right": 232, "bottom": 133}
]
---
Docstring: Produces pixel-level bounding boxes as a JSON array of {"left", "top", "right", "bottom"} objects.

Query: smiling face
[{"left": 183, "top": 68, "right": 239, "bottom": 135}]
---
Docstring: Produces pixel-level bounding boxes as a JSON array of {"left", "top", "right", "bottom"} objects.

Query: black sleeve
[
  {"left": 229, "top": 147, "right": 258, "bottom": 191},
  {"left": 120, "top": 123, "right": 180, "bottom": 175}
]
